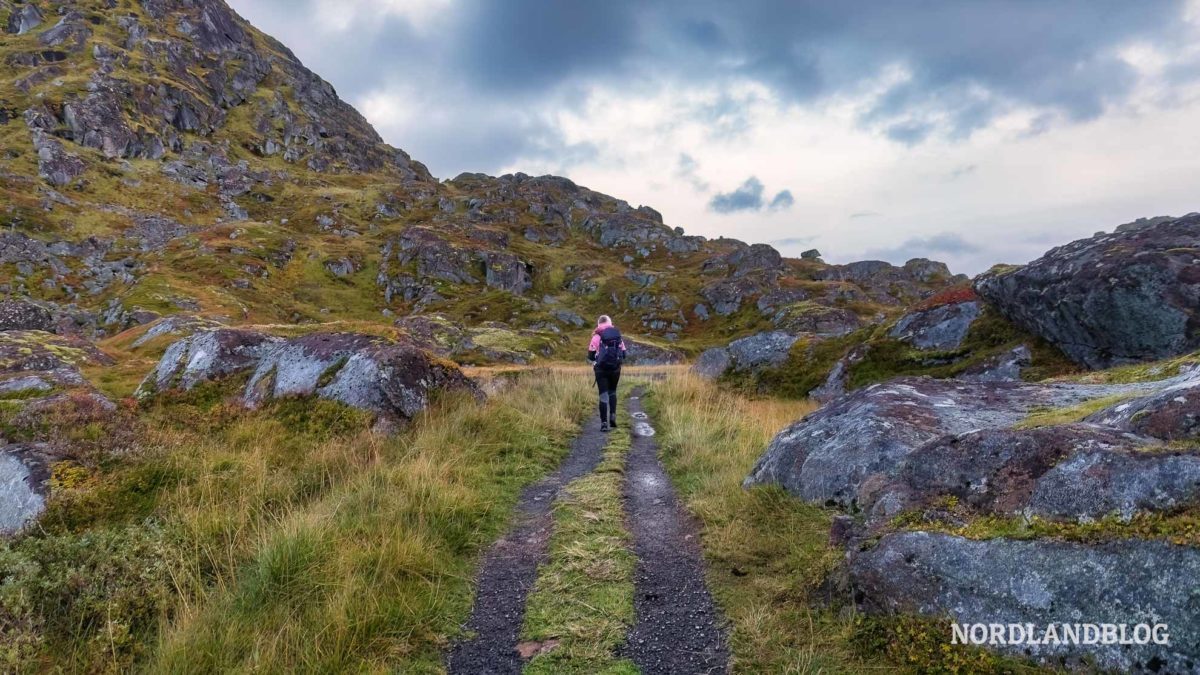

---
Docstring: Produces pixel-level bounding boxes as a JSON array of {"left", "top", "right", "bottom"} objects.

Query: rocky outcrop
[
  {"left": 137, "top": 328, "right": 283, "bottom": 394},
  {"left": 976, "top": 215, "right": 1200, "bottom": 369},
  {"left": 1085, "top": 374, "right": 1200, "bottom": 441},
  {"left": 888, "top": 300, "right": 981, "bottom": 350},
  {"left": 745, "top": 374, "right": 1183, "bottom": 508},
  {"left": 623, "top": 338, "right": 685, "bottom": 365},
  {"left": 242, "top": 332, "right": 477, "bottom": 421},
  {"left": 850, "top": 532, "right": 1200, "bottom": 673},
  {"left": 693, "top": 331, "right": 799, "bottom": 379},
  {"left": 863, "top": 424, "right": 1161, "bottom": 523}
]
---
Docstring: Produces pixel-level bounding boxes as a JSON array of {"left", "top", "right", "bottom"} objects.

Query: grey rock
[
  {"left": 726, "top": 331, "right": 800, "bottom": 371},
  {"left": 800, "top": 248, "right": 822, "bottom": 260},
  {"left": 889, "top": 301, "right": 981, "bottom": 350},
  {"left": 957, "top": 345, "right": 1032, "bottom": 382},
  {"left": 6, "top": 4, "right": 43, "bottom": 35},
  {"left": 976, "top": 215, "right": 1200, "bottom": 369},
  {"left": 0, "top": 443, "right": 51, "bottom": 536},
  {"left": 1030, "top": 448, "right": 1200, "bottom": 521},
  {"left": 746, "top": 375, "right": 1180, "bottom": 508},
  {"left": 865, "top": 424, "right": 1148, "bottom": 523},
  {"left": 1085, "top": 375, "right": 1200, "bottom": 442},
  {"left": 138, "top": 328, "right": 283, "bottom": 395},
  {"left": 623, "top": 338, "right": 684, "bottom": 365},
  {"left": 692, "top": 347, "right": 731, "bottom": 379},
  {"left": 809, "top": 344, "right": 868, "bottom": 403},
  {"left": 0, "top": 299, "right": 54, "bottom": 332},
  {"left": 850, "top": 532, "right": 1200, "bottom": 673},
  {"left": 242, "top": 332, "right": 478, "bottom": 421}
]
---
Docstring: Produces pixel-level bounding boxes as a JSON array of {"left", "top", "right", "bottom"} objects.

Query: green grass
[
  {"left": 521, "top": 427, "right": 638, "bottom": 674},
  {"left": 646, "top": 374, "right": 891, "bottom": 673},
  {"left": 1014, "top": 394, "right": 1132, "bottom": 429},
  {"left": 0, "top": 371, "right": 593, "bottom": 673}
]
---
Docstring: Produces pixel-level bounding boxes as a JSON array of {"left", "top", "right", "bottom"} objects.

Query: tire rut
[
  {"left": 621, "top": 387, "right": 730, "bottom": 674},
  {"left": 446, "top": 417, "right": 610, "bottom": 674}
]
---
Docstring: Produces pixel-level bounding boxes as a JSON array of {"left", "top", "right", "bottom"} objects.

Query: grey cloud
[
  {"left": 850, "top": 211, "right": 881, "bottom": 219},
  {"left": 769, "top": 190, "right": 795, "bottom": 210},
  {"left": 676, "top": 153, "right": 710, "bottom": 192},
  {"left": 770, "top": 236, "right": 815, "bottom": 247},
  {"left": 229, "top": 0, "right": 1196, "bottom": 174},
  {"left": 709, "top": 176, "right": 765, "bottom": 213},
  {"left": 861, "top": 232, "right": 981, "bottom": 264},
  {"left": 945, "top": 164, "right": 978, "bottom": 181}
]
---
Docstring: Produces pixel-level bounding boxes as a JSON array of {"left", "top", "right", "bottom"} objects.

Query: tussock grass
[
  {"left": 1, "top": 371, "right": 592, "bottom": 673},
  {"left": 522, "top": 427, "right": 637, "bottom": 674},
  {"left": 646, "top": 374, "right": 890, "bottom": 673}
]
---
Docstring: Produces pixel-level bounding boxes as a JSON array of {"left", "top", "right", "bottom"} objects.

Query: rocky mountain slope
[{"left": 0, "top": 0, "right": 964, "bottom": 368}]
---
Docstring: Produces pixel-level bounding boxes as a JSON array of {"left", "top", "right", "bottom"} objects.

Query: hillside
[{"left": 0, "top": 0, "right": 968, "bottom": 366}]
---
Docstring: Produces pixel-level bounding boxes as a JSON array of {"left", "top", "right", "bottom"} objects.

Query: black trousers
[{"left": 594, "top": 367, "right": 621, "bottom": 423}]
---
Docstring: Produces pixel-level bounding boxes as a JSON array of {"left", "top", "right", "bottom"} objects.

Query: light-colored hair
[{"left": 597, "top": 315, "right": 611, "bottom": 326}]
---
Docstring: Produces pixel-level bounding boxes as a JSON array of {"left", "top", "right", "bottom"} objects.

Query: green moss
[
  {"left": 853, "top": 615, "right": 1056, "bottom": 674},
  {"left": 1015, "top": 394, "right": 1131, "bottom": 429}
]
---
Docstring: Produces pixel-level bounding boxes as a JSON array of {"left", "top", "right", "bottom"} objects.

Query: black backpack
[{"left": 596, "top": 327, "right": 624, "bottom": 370}]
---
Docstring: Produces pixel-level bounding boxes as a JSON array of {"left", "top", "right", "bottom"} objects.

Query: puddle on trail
[{"left": 633, "top": 422, "right": 656, "bottom": 437}]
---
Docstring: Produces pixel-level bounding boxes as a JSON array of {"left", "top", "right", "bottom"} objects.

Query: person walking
[{"left": 587, "top": 315, "right": 627, "bottom": 432}]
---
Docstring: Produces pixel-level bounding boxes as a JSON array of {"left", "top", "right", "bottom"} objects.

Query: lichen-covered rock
[
  {"left": 976, "top": 214, "right": 1200, "bottom": 369},
  {"left": 745, "top": 376, "right": 1168, "bottom": 508},
  {"left": 809, "top": 344, "right": 868, "bottom": 402},
  {"left": 864, "top": 424, "right": 1150, "bottom": 523},
  {"left": 0, "top": 443, "right": 52, "bottom": 536},
  {"left": 692, "top": 346, "right": 731, "bottom": 379},
  {"left": 0, "top": 330, "right": 111, "bottom": 373},
  {"left": 727, "top": 331, "right": 800, "bottom": 371},
  {"left": 888, "top": 300, "right": 981, "bottom": 350},
  {"left": 242, "top": 332, "right": 477, "bottom": 421},
  {"left": 850, "top": 532, "right": 1200, "bottom": 673},
  {"left": 1029, "top": 448, "right": 1200, "bottom": 521},
  {"left": 0, "top": 299, "right": 55, "bottom": 332},
  {"left": 1085, "top": 375, "right": 1200, "bottom": 441},
  {"left": 6, "top": 4, "right": 44, "bottom": 35},
  {"left": 137, "top": 328, "right": 283, "bottom": 394}
]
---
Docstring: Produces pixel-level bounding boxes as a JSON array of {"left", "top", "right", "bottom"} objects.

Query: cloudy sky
[{"left": 228, "top": 0, "right": 1200, "bottom": 274}]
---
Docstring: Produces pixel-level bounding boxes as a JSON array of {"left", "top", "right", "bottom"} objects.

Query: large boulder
[
  {"left": 975, "top": 215, "right": 1200, "bottom": 369},
  {"left": 745, "top": 375, "right": 1170, "bottom": 508},
  {"left": 692, "top": 330, "right": 798, "bottom": 379},
  {"left": 888, "top": 300, "right": 981, "bottom": 350},
  {"left": 137, "top": 328, "right": 283, "bottom": 395},
  {"left": 850, "top": 532, "right": 1200, "bottom": 673},
  {"left": 242, "top": 332, "right": 478, "bottom": 421}
]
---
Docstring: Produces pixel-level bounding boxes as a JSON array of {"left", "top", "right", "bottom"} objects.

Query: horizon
[{"left": 227, "top": 0, "right": 1200, "bottom": 275}]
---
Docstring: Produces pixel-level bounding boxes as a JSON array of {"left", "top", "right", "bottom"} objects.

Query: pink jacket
[{"left": 588, "top": 322, "right": 627, "bottom": 354}]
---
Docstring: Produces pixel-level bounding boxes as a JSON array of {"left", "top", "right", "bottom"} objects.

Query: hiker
[{"left": 587, "top": 315, "right": 627, "bottom": 432}]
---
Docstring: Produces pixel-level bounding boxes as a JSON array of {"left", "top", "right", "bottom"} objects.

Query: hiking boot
[
  {"left": 609, "top": 418, "right": 618, "bottom": 429},
  {"left": 600, "top": 421, "right": 610, "bottom": 432}
]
